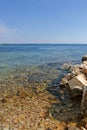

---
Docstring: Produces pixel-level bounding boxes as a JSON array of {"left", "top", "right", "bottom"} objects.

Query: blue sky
[{"left": 0, "top": 0, "right": 87, "bottom": 43}]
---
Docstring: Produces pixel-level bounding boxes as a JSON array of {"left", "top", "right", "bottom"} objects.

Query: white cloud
[
  {"left": 0, "top": 23, "right": 16, "bottom": 34},
  {"left": 0, "top": 23, "right": 17, "bottom": 43}
]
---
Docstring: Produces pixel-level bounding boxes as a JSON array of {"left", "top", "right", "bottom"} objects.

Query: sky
[{"left": 0, "top": 0, "right": 87, "bottom": 43}]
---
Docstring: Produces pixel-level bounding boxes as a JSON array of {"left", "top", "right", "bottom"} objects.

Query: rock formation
[{"left": 60, "top": 55, "right": 87, "bottom": 110}]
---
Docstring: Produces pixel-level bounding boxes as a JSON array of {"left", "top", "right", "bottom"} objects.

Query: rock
[
  {"left": 82, "top": 55, "right": 87, "bottom": 62},
  {"left": 79, "top": 117, "right": 87, "bottom": 129},
  {"left": 68, "top": 74, "right": 87, "bottom": 90},
  {"left": 79, "top": 63, "right": 87, "bottom": 75},
  {"left": 71, "top": 86, "right": 83, "bottom": 97},
  {"left": 61, "top": 63, "right": 72, "bottom": 70},
  {"left": 65, "top": 73, "right": 74, "bottom": 80},
  {"left": 60, "top": 77, "right": 68, "bottom": 86},
  {"left": 81, "top": 86, "right": 87, "bottom": 110},
  {"left": 82, "top": 61, "right": 87, "bottom": 65},
  {"left": 68, "top": 126, "right": 80, "bottom": 130},
  {"left": 81, "top": 127, "right": 86, "bottom": 130},
  {"left": 71, "top": 67, "right": 81, "bottom": 75},
  {"left": 60, "top": 73, "right": 74, "bottom": 86}
]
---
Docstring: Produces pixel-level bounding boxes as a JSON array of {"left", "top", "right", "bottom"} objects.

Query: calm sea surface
[{"left": 0, "top": 44, "right": 87, "bottom": 79}]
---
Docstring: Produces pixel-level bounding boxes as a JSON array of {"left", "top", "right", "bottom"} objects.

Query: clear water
[{"left": 0, "top": 44, "right": 87, "bottom": 79}]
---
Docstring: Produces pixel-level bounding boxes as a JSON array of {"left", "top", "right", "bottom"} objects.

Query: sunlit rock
[{"left": 68, "top": 74, "right": 87, "bottom": 90}]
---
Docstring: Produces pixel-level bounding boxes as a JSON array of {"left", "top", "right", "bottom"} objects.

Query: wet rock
[{"left": 82, "top": 55, "right": 87, "bottom": 62}]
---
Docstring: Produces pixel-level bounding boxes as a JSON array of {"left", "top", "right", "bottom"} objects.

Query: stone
[
  {"left": 82, "top": 55, "right": 87, "bottom": 62},
  {"left": 65, "top": 73, "right": 74, "bottom": 81},
  {"left": 60, "top": 73, "right": 74, "bottom": 86},
  {"left": 68, "top": 126, "right": 80, "bottom": 130},
  {"left": 60, "top": 77, "right": 68, "bottom": 86},
  {"left": 79, "top": 64, "right": 87, "bottom": 75},
  {"left": 61, "top": 63, "right": 72, "bottom": 70},
  {"left": 71, "top": 67, "right": 81, "bottom": 75},
  {"left": 71, "top": 86, "right": 83, "bottom": 97},
  {"left": 81, "top": 86, "right": 87, "bottom": 110},
  {"left": 79, "top": 118, "right": 87, "bottom": 129},
  {"left": 68, "top": 74, "right": 87, "bottom": 90},
  {"left": 82, "top": 61, "right": 87, "bottom": 65}
]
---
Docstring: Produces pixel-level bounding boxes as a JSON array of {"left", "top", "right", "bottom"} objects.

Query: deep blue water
[{"left": 0, "top": 44, "right": 87, "bottom": 76}]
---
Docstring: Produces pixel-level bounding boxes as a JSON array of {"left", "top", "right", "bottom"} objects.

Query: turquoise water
[{"left": 0, "top": 44, "right": 87, "bottom": 79}]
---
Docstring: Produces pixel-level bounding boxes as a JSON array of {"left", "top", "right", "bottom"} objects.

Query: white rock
[
  {"left": 68, "top": 74, "right": 87, "bottom": 90},
  {"left": 71, "top": 67, "right": 80, "bottom": 75}
]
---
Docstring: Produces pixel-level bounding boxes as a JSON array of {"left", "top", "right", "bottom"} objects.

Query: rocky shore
[
  {"left": 0, "top": 56, "right": 87, "bottom": 130},
  {"left": 60, "top": 55, "right": 87, "bottom": 129}
]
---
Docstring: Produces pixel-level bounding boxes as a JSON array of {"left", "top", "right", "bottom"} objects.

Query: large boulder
[{"left": 68, "top": 74, "right": 87, "bottom": 90}]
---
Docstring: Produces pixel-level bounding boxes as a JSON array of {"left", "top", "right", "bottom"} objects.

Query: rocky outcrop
[{"left": 60, "top": 55, "right": 87, "bottom": 110}]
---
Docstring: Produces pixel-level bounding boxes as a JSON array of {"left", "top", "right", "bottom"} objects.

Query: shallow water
[
  {"left": 0, "top": 44, "right": 86, "bottom": 129},
  {"left": 0, "top": 44, "right": 87, "bottom": 79}
]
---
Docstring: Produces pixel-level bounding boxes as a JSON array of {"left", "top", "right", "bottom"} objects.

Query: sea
[{"left": 0, "top": 44, "right": 87, "bottom": 81}]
